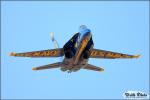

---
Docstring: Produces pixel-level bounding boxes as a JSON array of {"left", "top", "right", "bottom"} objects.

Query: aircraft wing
[
  {"left": 32, "top": 62, "right": 61, "bottom": 70},
  {"left": 10, "top": 48, "right": 64, "bottom": 57},
  {"left": 90, "top": 49, "right": 140, "bottom": 59},
  {"left": 83, "top": 64, "right": 104, "bottom": 72}
]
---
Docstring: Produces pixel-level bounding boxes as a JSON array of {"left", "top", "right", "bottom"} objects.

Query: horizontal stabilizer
[
  {"left": 32, "top": 62, "right": 61, "bottom": 70},
  {"left": 9, "top": 48, "right": 64, "bottom": 57},
  {"left": 83, "top": 64, "right": 104, "bottom": 72}
]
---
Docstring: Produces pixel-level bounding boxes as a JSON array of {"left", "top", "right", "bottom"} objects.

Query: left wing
[
  {"left": 9, "top": 48, "right": 64, "bottom": 57},
  {"left": 83, "top": 64, "right": 104, "bottom": 72},
  {"left": 90, "top": 49, "right": 140, "bottom": 59}
]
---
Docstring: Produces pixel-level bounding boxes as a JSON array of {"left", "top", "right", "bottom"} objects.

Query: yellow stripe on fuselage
[{"left": 73, "top": 37, "right": 89, "bottom": 65}]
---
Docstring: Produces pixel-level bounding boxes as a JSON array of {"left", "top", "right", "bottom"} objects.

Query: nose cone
[
  {"left": 79, "top": 25, "right": 91, "bottom": 34},
  {"left": 79, "top": 25, "right": 87, "bottom": 32}
]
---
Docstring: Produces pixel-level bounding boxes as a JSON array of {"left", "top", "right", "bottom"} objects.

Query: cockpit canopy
[{"left": 79, "top": 25, "right": 91, "bottom": 40}]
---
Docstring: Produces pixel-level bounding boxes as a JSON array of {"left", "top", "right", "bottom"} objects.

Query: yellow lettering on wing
[
  {"left": 33, "top": 52, "right": 41, "bottom": 56},
  {"left": 113, "top": 53, "right": 121, "bottom": 58},
  {"left": 51, "top": 51, "right": 57, "bottom": 56},
  {"left": 43, "top": 50, "right": 57, "bottom": 56},
  {"left": 20, "top": 54, "right": 25, "bottom": 56},
  {"left": 105, "top": 52, "right": 114, "bottom": 58},
  {"left": 91, "top": 51, "right": 97, "bottom": 57},
  {"left": 98, "top": 52, "right": 105, "bottom": 57},
  {"left": 41, "top": 51, "right": 47, "bottom": 56},
  {"left": 24, "top": 50, "right": 58, "bottom": 57},
  {"left": 45, "top": 51, "right": 50, "bottom": 56}
]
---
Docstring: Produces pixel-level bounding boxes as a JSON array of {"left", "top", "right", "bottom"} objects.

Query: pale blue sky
[{"left": 1, "top": 1, "right": 149, "bottom": 99}]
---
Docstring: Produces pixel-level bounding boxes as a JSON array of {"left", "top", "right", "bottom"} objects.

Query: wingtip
[
  {"left": 100, "top": 68, "right": 104, "bottom": 72},
  {"left": 32, "top": 67, "right": 38, "bottom": 70},
  {"left": 133, "top": 54, "right": 141, "bottom": 58},
  {"left": 9, "top": 52, "right": 16, "bottom": 56}
]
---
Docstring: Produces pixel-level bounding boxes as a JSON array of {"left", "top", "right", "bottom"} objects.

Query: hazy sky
[{"left": 1, "top": 1, "right": 149, "bottom": 99}]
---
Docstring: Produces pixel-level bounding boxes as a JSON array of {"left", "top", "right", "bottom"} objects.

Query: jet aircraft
[{"left": 10, "top": 25, "right": 140, "bottom": 73}]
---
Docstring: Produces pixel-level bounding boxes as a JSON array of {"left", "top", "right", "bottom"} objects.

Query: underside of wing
[
  {"left": 32, "top": 62, "right": 61, "bottom": 70},
  {"left": 90, "top": 49, "right": 140, "bottom": 59},
  {"left": 10, "top": 48, "right": 64, "bottom": 57},
  {"left": 83, "top": 64, "right": 104, "bottom": 72}
]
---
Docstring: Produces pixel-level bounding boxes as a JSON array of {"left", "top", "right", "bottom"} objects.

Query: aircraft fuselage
[{"left": 61, "top": 32, "right": 92, "bottom": 73}]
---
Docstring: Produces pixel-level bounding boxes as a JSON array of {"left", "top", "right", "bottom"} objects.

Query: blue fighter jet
[{"left": 10, "top": 25, "right": 140, "bottom": 73}]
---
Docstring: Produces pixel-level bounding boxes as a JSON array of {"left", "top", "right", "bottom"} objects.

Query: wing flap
[
  {"left": 83, "top": 64, "right": 104, "bottom": 72},
  {"left": 90, "top": 49, "right": 140, "bottom": 59},
  {"left": 10, "top": 48, "right": 64, "bottom": 57},
  {"left": 32, "top": 62, "right": 61, "bottom": 70}
]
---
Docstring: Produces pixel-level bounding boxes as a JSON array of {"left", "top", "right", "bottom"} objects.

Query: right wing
[
  {"left": 32, "top": 62, "right": 61, "bottom": 70},
  {"left": 83, "top": 64, "right": 104, "bottom": 72},
  {"left": 9, "top": 48, "right": 64, "bottom": 57},
  {"left": 90, "top": 49, "right": 140, "bottom": 59}
]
